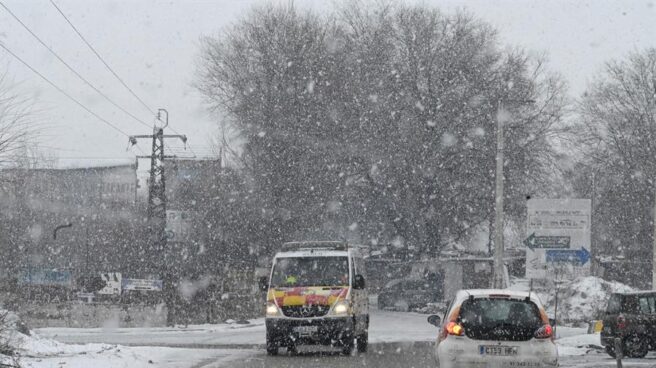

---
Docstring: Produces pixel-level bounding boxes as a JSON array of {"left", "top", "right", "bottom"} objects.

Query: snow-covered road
[
  {"left": 34, "top": 309, "right": 440, "bottom": 348},
  {"left": 20, "top": 309, "right": 615, "bottom": 367}
]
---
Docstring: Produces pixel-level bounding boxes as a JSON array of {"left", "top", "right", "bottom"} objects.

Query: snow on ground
[
  {"left": 19, "top": 345, "right": 254, "bottom": 368},
  {"left": 15, "top": 330, "right": 253, "bottom": 368},
  {"left": 2, "top": 309, "right": 252, "bottom": 368},
  {"left": 557, "top": 331, "right": 603, "bottom": 357}
]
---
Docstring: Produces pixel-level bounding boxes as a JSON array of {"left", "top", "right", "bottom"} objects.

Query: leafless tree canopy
[
  {"left": 196, "top": 2, "right": 569, "bottom": 256},
  {"left": 0, "top": 72, "right": 41, "bottom": 171},
  {"left": 569, "top": 48, "right": 656, "bottom": 286}
]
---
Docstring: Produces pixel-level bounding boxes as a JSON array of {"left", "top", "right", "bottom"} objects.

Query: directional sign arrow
[
  {"left": 523, "top": 233, "right": 571, "bottom": 250},
  {"left": 545, "top": 247, "right": 590, "bottom": 265}
]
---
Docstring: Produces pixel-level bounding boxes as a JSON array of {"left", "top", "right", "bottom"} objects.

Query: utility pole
[
  {"left": 493, "top": 100, "right": 506, "bottom": 289},
  {"left": 653, "top": 185, "right": 656, "bottom": 289},
  {"left": 129, "top": 109, "right": 187, "bottom": 275},
  {"left": 493, "top": 98, "right": 535, "bottom": 289},
  {"left": 590, "top": 170, "right": 597, "bottom": 277}
]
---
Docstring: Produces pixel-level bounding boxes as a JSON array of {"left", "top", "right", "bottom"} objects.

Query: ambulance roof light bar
[{"left": 281, "top": 241, "right": 348, "bottom": 252}]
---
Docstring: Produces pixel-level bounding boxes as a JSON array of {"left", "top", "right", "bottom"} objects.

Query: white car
[{"left": 427, "top": 289, "right": 558, "bottom": 368}]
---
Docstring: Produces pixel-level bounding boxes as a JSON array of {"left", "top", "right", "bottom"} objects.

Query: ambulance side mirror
[
  {"left": 353, "top": 274, "right": 365, "bottom": 290},
  {"left": 258, "top": 276, "right": 269, "bottom": 291}
]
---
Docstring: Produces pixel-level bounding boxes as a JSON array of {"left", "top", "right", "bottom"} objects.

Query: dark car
[
  {"left": 601, "top": 291, "right": 656, "bottom": 358},
  {"left": 377, "top": 278, "right": 440, "bottom": 311}
]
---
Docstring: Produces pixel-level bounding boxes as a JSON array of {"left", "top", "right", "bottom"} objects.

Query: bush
[{"left": 0, "top": 310, "right": 23, "bottom": 367}]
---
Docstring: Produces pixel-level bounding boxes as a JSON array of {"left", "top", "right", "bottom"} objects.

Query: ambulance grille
[{"left": 281, "top": 305, "right": 330, "bottom": 318}]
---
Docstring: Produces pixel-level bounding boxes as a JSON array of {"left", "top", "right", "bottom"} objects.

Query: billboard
[
  {"left": 19, "top": 269, "right": 73, "bottom": 287},
  {"left": 122, "top": 278, "right": 163, "bottom": 291},
  {"left": 525, "top": 199, "right": 591, "bottom": 281}
]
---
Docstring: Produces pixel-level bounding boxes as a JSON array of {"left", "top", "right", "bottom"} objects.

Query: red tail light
[
  {"left": 617, "top": 315, "right": 626, "bottom": 330},
  {"left": 534, "top": 324, "right": 553, "bottom": 339},
  {"left": 439, "top": 306, "right": 462, "bottom": 342}
]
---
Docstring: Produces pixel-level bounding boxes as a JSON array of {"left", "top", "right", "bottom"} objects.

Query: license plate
[
  {"left": 479, "top": 345, "right": 518, "bottom": 356},
  {"left": 293, "top": 326, "right": 318, "bottom": 335}
]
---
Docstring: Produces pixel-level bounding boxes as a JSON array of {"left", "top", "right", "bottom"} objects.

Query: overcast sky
[{"left": 0, "top": 0, "right": 654, "bottom": 171}]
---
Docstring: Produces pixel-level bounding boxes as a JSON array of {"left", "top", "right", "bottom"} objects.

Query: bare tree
[
  {"left": 575, "top": 48, "right": 656, "bottom": 285},
  {"left": 0, "top": 310, "right": 21, "bottom": 368},
  {"left": 580, "top": 49, "right": 656, "bottom": 176},
  {"left": 0, "top": 73, "right": 39, "bottom": 170}
]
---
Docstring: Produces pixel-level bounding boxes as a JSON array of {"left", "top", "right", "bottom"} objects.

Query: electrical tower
[{"left": 129, "top": 109, "right": 187, "bottom": 273}]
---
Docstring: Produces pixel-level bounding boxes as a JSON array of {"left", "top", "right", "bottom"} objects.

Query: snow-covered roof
[
  {"left": 52, "top": 159, "right": 136, "bottom": 170},
  {"left": 3, "top": 159, "right": 137, "bottom": 171}
]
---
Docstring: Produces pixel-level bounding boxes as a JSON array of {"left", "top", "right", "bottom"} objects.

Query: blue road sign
[
  {"left": 19, "top": 269, "right": 73, "bottom": 287},
  {"left": 546, "top": 247, "right": 590, "bottom": 265}
]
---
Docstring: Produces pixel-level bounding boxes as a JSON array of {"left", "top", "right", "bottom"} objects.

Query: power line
[
  {"left": 49, "top": 0, "right": 156, "bottom": 116},
  {"left": 11, "top": 156, "right": 139, "bottom": 160},
  {"left": 0, "top": 43, "right": 133, "bottom": 137},
  {"left": 0, "top": 1, "right": 152, "bottom": 129}
]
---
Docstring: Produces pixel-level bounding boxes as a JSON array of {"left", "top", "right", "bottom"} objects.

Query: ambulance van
[{"left": 260, "top": 241, "right": 369, "bottom": 355}]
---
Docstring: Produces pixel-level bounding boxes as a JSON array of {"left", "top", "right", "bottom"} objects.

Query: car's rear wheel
[{"left": 624, "top": 335, "right": 648, "bottom": 358}]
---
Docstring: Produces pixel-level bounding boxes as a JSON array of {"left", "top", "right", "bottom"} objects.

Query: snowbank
[
  {"left": 1, "top": 308, "right": 251, "bottom": 368},
  {"left": 545, "top": 276, "right": 633, "bottom": 323},
  {"left": 511, "top": 276, "right": 633, "bottom": 323},
  {"left": 557, "top": 332, "right": 603, "bottom": 356}
]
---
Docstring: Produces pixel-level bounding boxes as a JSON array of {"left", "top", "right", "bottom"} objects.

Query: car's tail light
[
  {"left": 446, "top": 321, "right": 465, "bottom": 336},
  {"left": 617, "top": 315, "right": 626, "bottom": 330},
  {"left": 439, "top": 306, "right": 462, "bottom": 342},
  {"left": 534, "top": 324, "right": 553, "bottom": 339}
]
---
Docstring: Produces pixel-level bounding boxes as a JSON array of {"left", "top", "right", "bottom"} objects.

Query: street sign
[
  {"left": 525, "top": 199, "right": 591, "bottom": 280},
  {"left": 545, "top": 248, "right": 591, "bottom": 265},
  {"left": 524, "top": 233, "right": 571, "bottom": 249},
  {"left": 19, "top": 269, "right": 73, "bottom": 287},
  {"left": 98, "top": 272, "right": 122, "bottom": 295},
  {"left": 122, "top": 278, "right": 163, "bottom": 292}
]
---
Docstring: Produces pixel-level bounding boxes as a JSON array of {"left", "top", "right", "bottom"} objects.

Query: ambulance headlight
[
  {"left": 266, "top": 303, "right": 280, "bottom": 317},
  {"left": 332, "top": 300, "right": 350, "bottom": 316}
]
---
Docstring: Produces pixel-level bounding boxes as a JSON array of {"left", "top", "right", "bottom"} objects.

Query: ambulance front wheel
[{"left": 266, "top": 333, "right": 279, "bottom": 355}]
